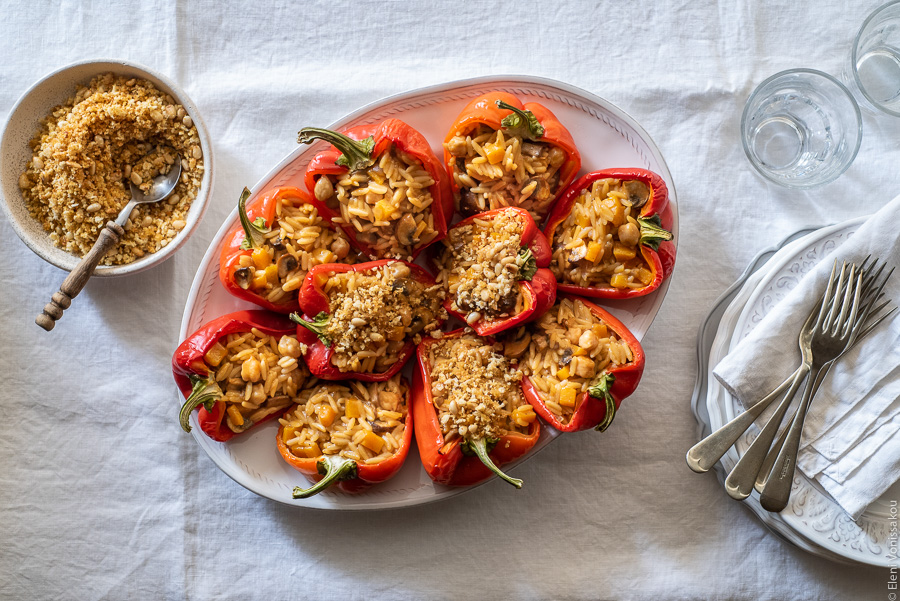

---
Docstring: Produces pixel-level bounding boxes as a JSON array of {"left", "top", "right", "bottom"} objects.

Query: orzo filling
[
  {"left": 445, "top": 125, "right": 566, "bottom": 220},
  {"left": 313, "top": 146, "right": 439, "bottom": 260},
  {"left": 436, "top": 210, "right": 532, "bottom": 325},
  {"left": 506, "top": 298, "right": 633, "bottom": 424},
  {"left": 428, "top": 335, "right": 536, "bottom": 444},
  {"left": 549, "top": 178, "right": 654, "bottom": 290},
  {"left": 279, "top": 376, "right": 408, "bottom": 464},
  {"left": 315, "top": 262, "right": 446, "bottom": 374},
  {"left": 234, "top": 196, "right": 357, "bottom": 305},
  {"left": 202, "top": 329, "right": 309, "bottom": 434}
]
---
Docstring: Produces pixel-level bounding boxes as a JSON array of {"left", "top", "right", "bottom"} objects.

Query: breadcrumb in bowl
[{"left": 0, "top": 59, "right": 213, "bottom": 276}]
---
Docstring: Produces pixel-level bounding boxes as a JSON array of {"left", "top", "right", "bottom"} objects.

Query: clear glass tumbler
[
  {"left": 741, "top": 69, "right": 863, "bottom": 189},
  {"left": 847, "top": 0, "right": 900, "bottom": 116}
]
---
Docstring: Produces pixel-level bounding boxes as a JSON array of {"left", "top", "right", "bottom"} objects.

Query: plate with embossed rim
[
  {"left": 706, "top": 217, "right": 898, "bottom": 566},
  {"left": 178, "top": 75, "right": 678, "bottom": 509}
]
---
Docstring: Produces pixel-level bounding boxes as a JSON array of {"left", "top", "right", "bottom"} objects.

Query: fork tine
[
  {"left": 835, "top": 264, "right": 857, "bottom": 335},
  {"left": 826, "top": 262, "right": 849, "bottom": 333},
  {"left": 842, "top": 270, "right": 864, "bottom": 338},
  {"left": 818, "top": 261, "right": 839, "bottom": 330}
]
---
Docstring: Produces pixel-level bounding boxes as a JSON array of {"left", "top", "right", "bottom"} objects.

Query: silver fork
[
  {"left": 724, "top": 261, "right": 895, "bottom": 499},
  {"left": 758, "top": 262, "right": 866, "bottom": 512}
]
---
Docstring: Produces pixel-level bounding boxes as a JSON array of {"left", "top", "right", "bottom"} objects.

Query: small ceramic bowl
[{"left": 0, "top": 59, "right": 214, "bottom": 276}]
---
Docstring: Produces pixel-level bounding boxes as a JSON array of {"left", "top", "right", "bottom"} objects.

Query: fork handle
[
  {"left": 724, "top": 367, "right": 808, "bottom": 499},
  {"left": 686, "top": 366, "right": 801, "bottom": 473},
  {"left": 759, "top": 363, "right": 827, "bottom": 512},
  {"left": 35, "top": 220, "right": 124, "bottom": 332}
]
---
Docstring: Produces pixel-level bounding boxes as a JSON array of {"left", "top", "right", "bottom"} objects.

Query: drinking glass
[
  {"left": 846, "top": 0, "right": 900, "bottom": 116},
  {"left": 741, "top": 69, "right": 862, "bottom": 189}
]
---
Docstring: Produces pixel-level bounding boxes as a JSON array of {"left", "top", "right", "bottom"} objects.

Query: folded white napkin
[{"left": 714, "top": 194, "right": 900, "bottom": 520}]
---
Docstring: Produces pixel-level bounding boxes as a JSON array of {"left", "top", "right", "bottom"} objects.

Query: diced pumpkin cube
[
  {"left": 485, "top": 143, "right": 505, "bottom": 164},
  {"left": 512, "top": 404, "right": 537, "bottom": 425},
  {"left": 387, "top": 326, "right": 406, "bottom": 341},
  {"left": 312, "top": 248, "right": 335, "bottom": 264},
  {"left": 559, "top": 385, "right": 578, "bottom": 408},
  {"left": 226, "top": 405, "right": 244, "bottom": 427},
  {"left": 613, "top": 243, "right": 636, "bottom": 262},
  {"left": 282, "top": 425, "right": 297, "bottom": 444},
  {"left": 360, "top": 431, "right": 385, "bottom": 453},
  {"left": 251, "top": 271, "right": 269, "bottom": 290},
  {"left": 291, "top": 441, "right": 320, "bottom": 458},
  {"left": 573, "top": 347, "right": 588, "bottom": 357},
  {"left": 585, "top": 242, "right": 604, "bottom": 263},
  {"left": 556, "top": 366, "right": 570, "bottom": 381},
  {"left": 251, "top": 248, "right": 271, "bottom": 269},
  {"left": 204, "top": 342, "right": 228, "bottom": 367},
  {"left": 592, "top": 323, "right": 608, "bottom": 339},
  {"left": 345, "top": 398, "right": 364, "bottom": 419},
  {"left": 264, "top": 263, "right": 279, "bottom": 284},
  {"left": 317, "top": 405, "right": 337, "bottom": 428},
  {"left": 610, "top": 273, "right": 629, "bottom": 289},
  {"left": 634, "top": 268, "right": 654, "bottom": 285},
  {"left": 374, "top": 201, "right": 393, "bottom": 222},
  {"left": 576, "top": 213, "right": 592, "bottom": 228}
]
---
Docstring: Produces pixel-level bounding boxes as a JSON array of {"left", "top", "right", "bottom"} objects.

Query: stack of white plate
[{"left": 691, "top": 218, "right": 898, "bottom": 567}]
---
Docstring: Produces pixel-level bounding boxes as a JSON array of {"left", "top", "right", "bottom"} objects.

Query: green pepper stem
[
  {"left": 179, "top": 374, "right": 223, "bottom": 433},
  {"left": 637, "top": 214, "right": 674, "bottom": 251},
  {"left": 588, "top": 373, "right": 617, "bottom": 432},
  {"left": 517, "top": 247, "right": 537, "bottom": 281},
  {"left": 297, "top": 127, "right": 376, "bottom": 172},
  {"left": 467, "top": 438, "right": 523, "bottom": 489},
  {"left": 237, "top": 187, "right": 269, "bottom": 249},
  {"left": 496, "top": 100, "right": 545, "bottom": 141},
  {"left": 289, "top": 311, "right": 331, "bottom": 345},
  {"left": 292, "top": 455, "right": 358, "bottom": 499}
]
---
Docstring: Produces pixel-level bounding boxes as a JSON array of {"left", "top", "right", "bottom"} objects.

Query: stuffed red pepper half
[
  {"left": 501, "top": 296, "right": 644, "bottom": 432},
  {"left": 298, "top": 119, "right": 453, "bottom": 261},
  {"left": 173, "top": 311, "right": 310, "bottom": 442},
  {"left": 444, "top": 91, "right": 581, "bottom": 222},
  {"left": 276, "top": 375, "right": 413, "bottom": 497},
  {"left": 218, "top": 186, "right": 360, "bottom": 313},
  {"left": 544, "top": 168, "right": 675, "bottom": 299},
  {"left": 412, "top": 329, "right": 540, "bottom": 488},
  {"left": 433, "top": 206, "right": 556, "bottom": 336},
  {"left": 291, "top": 260, "right": 446, "bottom": 381}
]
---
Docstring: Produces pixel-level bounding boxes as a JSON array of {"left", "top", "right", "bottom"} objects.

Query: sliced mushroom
[
  {"left": 503, "top": 328, "right": 531, "bottom": 359},
  {"left": 395, "top": 214, "right": 418, "bottom": 247},
  {"left": 458, "top": 188, "right": 483, "bottom": 217},
  {"left": 267, "top": 395, "right": 292, "bottom": 408},
  {"left": 271, "top": 236, "right": 286, "bottom": 251},
  {"left": 624, "top": 180, "right": 651, "bottom": 209},
  {"left": 277, "top": 253, "right": 299, "bottom": 279},
  {"left": 521, "top": 142, "right": 544, "bottom": 158},
  {"left": 523, "top": 177, "right": 551, "bottom": 202},
  {"left": 234, "top": 267, "right": 252, "bottom": 289},
  {"left": 559, "top": 348, "right": 573, "bottom": 366},
  {"left": 370, "top": 420, "right": 394, "bottom": 434}
]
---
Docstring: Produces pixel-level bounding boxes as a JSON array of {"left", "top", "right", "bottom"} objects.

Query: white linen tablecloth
[{"left": 0, "top": 1, "right": 892, "bottom": 599}]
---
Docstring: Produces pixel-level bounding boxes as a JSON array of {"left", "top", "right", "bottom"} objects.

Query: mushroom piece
[
  {"left": 523, "top": 177, "right": 551, "bottom": 202},
  {"left": 502, "top": 328, "right": 531, "bottom": 359},
  {"left": 276, "top": 253, "right": 299, "bottom": 279},
  {"left": 395, "top": 214, "right": 418, "bottom": 247},
  {"left": 624, "top": 179, "right": 651, "bottom": 209},
  {"left": 458, "top": 188, "right": 483, "bottom": 217},
  {"left": 369, "top": 420, "right": 394, "bottom": 434},
  {"left": 271, "top": 235, "right": 286, "bottom": 251},
  {"left": 234, "top": 267, "right": 252, "bottom": 289},
  {"left": 521, "top": 142, "right": 544, "bottom": 158}
]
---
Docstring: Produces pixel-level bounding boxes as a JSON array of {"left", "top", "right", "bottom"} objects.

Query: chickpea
[
  {"left": 250, "top": 383, "right": 267, "bottom": 405},
  {"left": 446, "top": 135, "right": 468, "bottom": 157},
  {"left": 578, "top": 329, "right": 599, "bottom": 351},
  {"left": 388, "top": 261, "right": 410, "bottom": 280},
  {"left": 571, "top": 355, "right": 596, "bottom": 379},
  {"left": 618, "top": 222, "right": 640, "bottom": 247},
  {"left": 548, "top": 146, "right": 566, "bottom": 168},
  {"left": 278, "top": 335, "right": 302, "bottom": 358},
  {"left": 331, "top": 237, "right": 350, "bottom": 260},
  {"left": 241, "top": 357, "right": 261, "bottom": 383},
  {"left": 314, "top": 176, "right": 334, "bottom": 202}
]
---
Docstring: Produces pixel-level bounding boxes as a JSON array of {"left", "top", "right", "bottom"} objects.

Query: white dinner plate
[
  {"left": 705, "top": 217, "right": 898, "bottom": 566},
  {"left": 177, "top": 75, "right": 678, "bottom": 509}
]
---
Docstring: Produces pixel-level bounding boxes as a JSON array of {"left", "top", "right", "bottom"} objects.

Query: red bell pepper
[
  {"left": 173, "top": 310, "right": 301, "bottom": 442},
  {"left": 443, "top": 91, "right": 581, "bottom": 221},
  {"left": 298, "top": 119, "right": 453, "bottom": 260},
  {"left": 412, "top": 329, "right": 540, "bottom": 488},
  {"left": 291, "top": 260, "right": 444, "bottom": 382},
  {"left": 520, "top": 296, "right": 645, "bottom": 432},
  {"left": 544, "top": 168, "right": 675, "bottom": 299},
  {"left": 218, "top": 186, "right": 349, "bottom": 314},
  {"left": 275, "top": 377, "right": 413, "bottom": 497},
  {"left": 435, "top": 207, "right": 557, "bottom": 336}
]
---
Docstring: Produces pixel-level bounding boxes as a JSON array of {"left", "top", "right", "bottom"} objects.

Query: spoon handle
[{"left": 35, "top": 220, "right": 124, "bottom": 331}]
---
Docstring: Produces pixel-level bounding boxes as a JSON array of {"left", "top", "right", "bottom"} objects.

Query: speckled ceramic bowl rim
[{"left": 0, "top": 58, "right": 214, "bottom": 276}]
